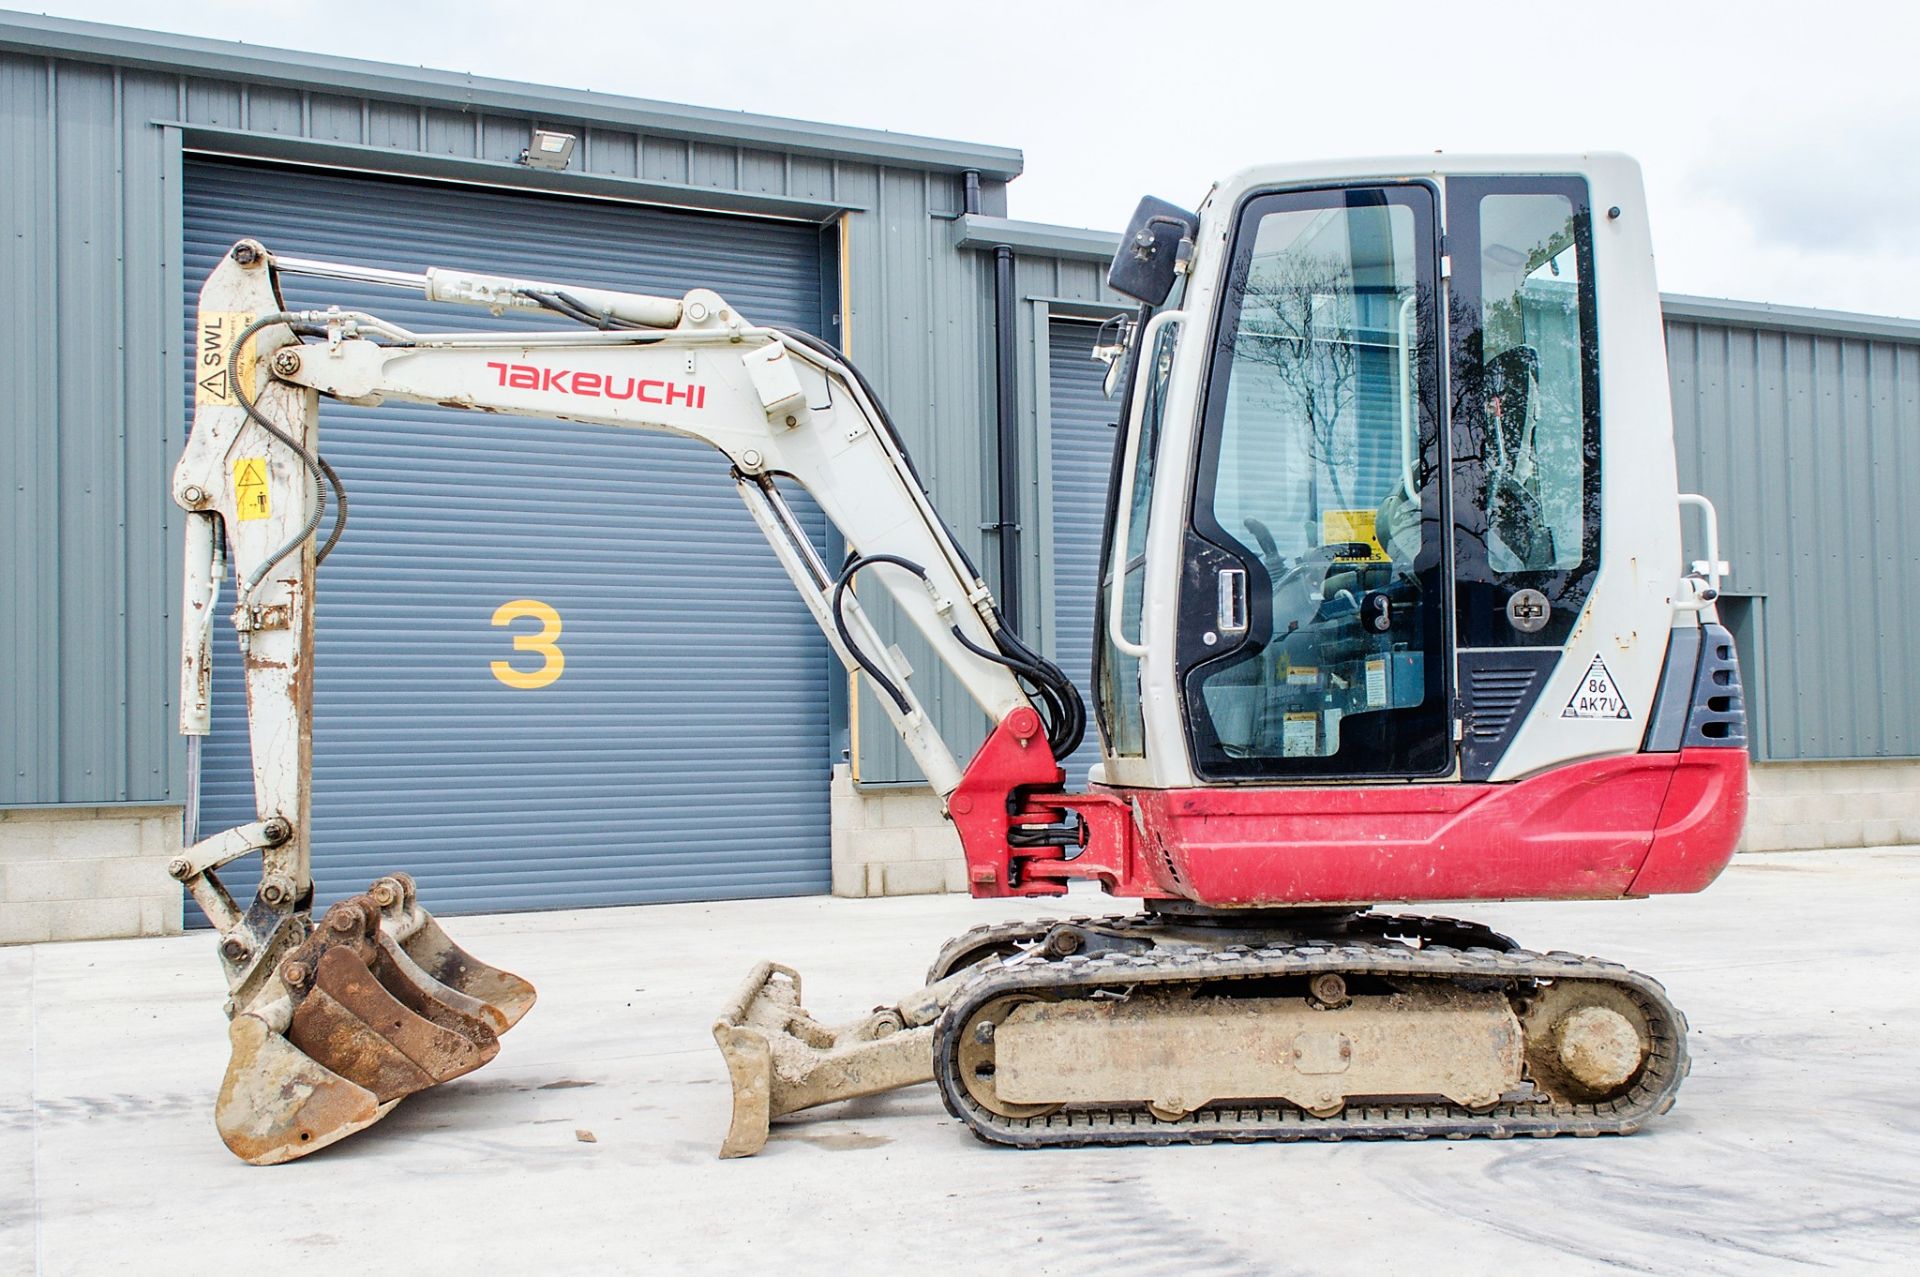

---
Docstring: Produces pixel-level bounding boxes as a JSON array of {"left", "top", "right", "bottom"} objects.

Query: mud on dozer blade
[
  {"left": 714, "top": 962, "right": 972, "bottom": 1158},
  {"left": 171, "top": 242, "right": 534, "bottom": 1163}
]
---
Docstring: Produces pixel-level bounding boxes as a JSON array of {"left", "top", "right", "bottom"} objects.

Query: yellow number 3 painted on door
[{"left": 491, "top": 599, "right": 565, "bottom": 689}]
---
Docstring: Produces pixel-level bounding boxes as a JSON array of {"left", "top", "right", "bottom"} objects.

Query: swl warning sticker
[
  {"left": 233, "top": 456, "right": 270, "bottom": 521},
  {"left": 1563, "top": 655, "right": 1631, "bottom": 720},
  {"left": 194, "top": 311, "right": 257, "bottom": 406}
]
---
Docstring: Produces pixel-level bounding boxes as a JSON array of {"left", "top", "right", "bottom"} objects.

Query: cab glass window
[{"left": 1448, "top": 177, "right": 1601, "bottom": 646}]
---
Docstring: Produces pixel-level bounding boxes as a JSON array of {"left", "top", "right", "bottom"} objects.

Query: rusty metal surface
[
  {"left": 215, "top": 1013, "right": 391, "bottom": 1165},
  {"left": 379, "top": 876, "right": 537, "bottom": 1031},
  {"left": 289, "top": 946, "right": 491, "bottom": 1099}
]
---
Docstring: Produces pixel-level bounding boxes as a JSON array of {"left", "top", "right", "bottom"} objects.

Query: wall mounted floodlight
[{"left": 520, "top": 130, "right": 577, "bottom": 171}]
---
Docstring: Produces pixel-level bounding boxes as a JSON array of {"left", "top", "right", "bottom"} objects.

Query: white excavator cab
[{"left": 1099, "top": 155, "right": 1684, "bottom": 788}]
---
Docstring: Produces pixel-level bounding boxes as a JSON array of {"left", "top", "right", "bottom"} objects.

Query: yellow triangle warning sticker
[
  {"left": 1562, "top": 655, "right": 1631, "bottom": 720},
  {"left": 233, "top": 456, "right": 270, "bottom": 521}
]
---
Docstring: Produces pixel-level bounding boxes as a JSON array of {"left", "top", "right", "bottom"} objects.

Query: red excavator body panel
[{"left": 949, "top": 717, "right": 1747, "bottom": 906}]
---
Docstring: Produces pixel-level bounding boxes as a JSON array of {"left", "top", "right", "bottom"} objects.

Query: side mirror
[
  {"left": 1107, "top": 196, "right": 1199, "bottom": 306},
  {"left": 1090, "top": 312, "right": 1136, "bottom": 399}
]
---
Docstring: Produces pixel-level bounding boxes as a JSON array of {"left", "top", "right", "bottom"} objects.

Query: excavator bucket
[
  {"left": 714, "top": 961, "right": 965, "bottom": 1158},
  {"left": 207, "top": 874, "right": 537, "bottom": 1165}
]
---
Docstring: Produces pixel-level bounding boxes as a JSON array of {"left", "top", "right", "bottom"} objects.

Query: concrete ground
[{"left": 3, "top": 848, "right": 1916, "bottom": 1276}]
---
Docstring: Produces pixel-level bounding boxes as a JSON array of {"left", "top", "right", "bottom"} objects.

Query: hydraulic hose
[
  {"left": 830, "top": 554, "right": 924, "bottom": 717},
  {"left": 832, "top": 554, "right": 1084, "bottom": 763},
  {"left": 227, "top": 316, "right": 349, "bottom": 594}
]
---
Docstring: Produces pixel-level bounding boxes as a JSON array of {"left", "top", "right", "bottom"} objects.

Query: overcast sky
[{"left": 23, "top": 0, "right": 1920, "bottom": 317}]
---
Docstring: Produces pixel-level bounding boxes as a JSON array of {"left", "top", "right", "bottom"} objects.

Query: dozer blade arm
[
  {"left": 713, "top": 961, "right": 974, "bottom": 1158},
  {"left": 171, "top": 241, "right": 535, "bottom": 1164}
]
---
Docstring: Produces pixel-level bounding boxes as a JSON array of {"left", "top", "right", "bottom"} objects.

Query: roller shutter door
[
  {"left": 1047, "top": 320, "right": 1118, "bottom": 788},
  {"left": 185, "top": 159, "right": 831, "bottom": 916}
]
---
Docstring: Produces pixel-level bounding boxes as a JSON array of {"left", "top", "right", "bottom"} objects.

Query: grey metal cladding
[
  {"left": 845, "top": 166, "right": 1001, "bottom": 787},
  {"left": 1044, "top": 320, "right": 1119, "bottom": 789},
  {"left": 1665, "top": 315, "right": 1920, "bottom": 760},
  {"left": 185, "top": 159, "right": 832, "bottom": 916},
  {"left": 854, "top": 243, "right": 1125, "bottom": 787},
  {"left": 0, "top": 12, "right": 1023, "bottom": 179},
  {"left": 0, "top": 53, "right": 183, "bottom": 807}
]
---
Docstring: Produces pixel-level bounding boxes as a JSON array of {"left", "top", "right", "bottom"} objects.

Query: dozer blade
[
  {"left": 213, "top": 883, "right": 535, "bottom": 1164},
  {"left": 714, "top": 961, "right": 967, "bottom": 1158}
]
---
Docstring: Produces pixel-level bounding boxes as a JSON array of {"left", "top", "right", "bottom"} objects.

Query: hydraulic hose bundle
[{"left": 831, "top": 553, "right": 1085, "bottom": 765}]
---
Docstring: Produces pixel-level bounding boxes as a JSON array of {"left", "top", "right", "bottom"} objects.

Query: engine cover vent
[{"left": 1459, "top": 650, "right": 1563, "bottom": 781}]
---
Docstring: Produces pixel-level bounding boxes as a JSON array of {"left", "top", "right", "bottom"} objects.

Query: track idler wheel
[
  {"left": 1521, "top": 980, "right": 1654, "bottom": 1104},
  {"left": 214, "top": 875, "right": 536, "bottom": 1165},
  {"left": 951, "top": 993, "right": 1063, "bottom": 1121}
]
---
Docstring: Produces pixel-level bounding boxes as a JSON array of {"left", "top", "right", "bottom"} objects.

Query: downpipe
[{"left": 992, "top": 242, "right": 1021, "bottom": 631}]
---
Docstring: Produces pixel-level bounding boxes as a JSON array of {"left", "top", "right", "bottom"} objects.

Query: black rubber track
[{"left": 931, "top": 930, "right": 1688, "bottom": 1148}]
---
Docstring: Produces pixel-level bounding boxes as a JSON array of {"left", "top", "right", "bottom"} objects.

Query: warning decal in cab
[{"left": 1563, "top": 655, "right": 1631, "bottom": 720}]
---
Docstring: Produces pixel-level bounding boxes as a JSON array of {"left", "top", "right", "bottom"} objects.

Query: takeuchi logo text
[{"left": 485, "top": 361, "right": 708, "bottom": 408}]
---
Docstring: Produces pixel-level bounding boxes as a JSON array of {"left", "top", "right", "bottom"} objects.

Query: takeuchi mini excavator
[{"left": 173, "top": 152, "right": 1747, "bottom": 1164}]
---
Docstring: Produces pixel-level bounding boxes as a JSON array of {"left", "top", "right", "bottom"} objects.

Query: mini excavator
[{"left": 173, "top": 153, "right": 1747, "bottom": 1164}]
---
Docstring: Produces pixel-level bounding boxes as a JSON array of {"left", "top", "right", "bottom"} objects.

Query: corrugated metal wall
[
  {"left": 1665, "top": 308, "right": 1920, "bottom": 760},
  {"left": 0, "top": 21, "right": 1018, "bottom": 807},
  {"left": 9, "top": 15, "right": 1919, "bottom": 821},
  {"left": 1042, "top": 320, "right": 1114, "bottom": 788},
  {"left": 1, "top": 52, "right": 180, "bottom": 807},
  {"left": 851, "top": 247, "right": 1122, "bottom": 787}
]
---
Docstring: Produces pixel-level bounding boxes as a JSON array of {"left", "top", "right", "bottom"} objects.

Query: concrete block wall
[
  {"left": 829, "top": 766, "right": 966, "bottom": 897},
  {"left": 1741, "top": 760, "right": 1920, "bottom": 852},
  {"left": 0, "top": 806, "right": 184, "bottom": 943}
]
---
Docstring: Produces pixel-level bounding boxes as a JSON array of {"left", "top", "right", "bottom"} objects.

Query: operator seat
[{"left": 1483, "top": 343, "right": 1556, "bottom": 571}]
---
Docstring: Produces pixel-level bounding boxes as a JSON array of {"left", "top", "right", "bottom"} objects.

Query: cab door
[
  {"left": 1175, "top": 183, "right": 1452, "bottom": 780},
  {"left": 1445, "top": 177, "right": 1603, "bottom": 779}
]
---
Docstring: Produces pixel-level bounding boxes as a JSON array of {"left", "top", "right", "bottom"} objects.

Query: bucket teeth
[{"left": 213, "top": 877, "right": 535, "bottom": 1165}]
